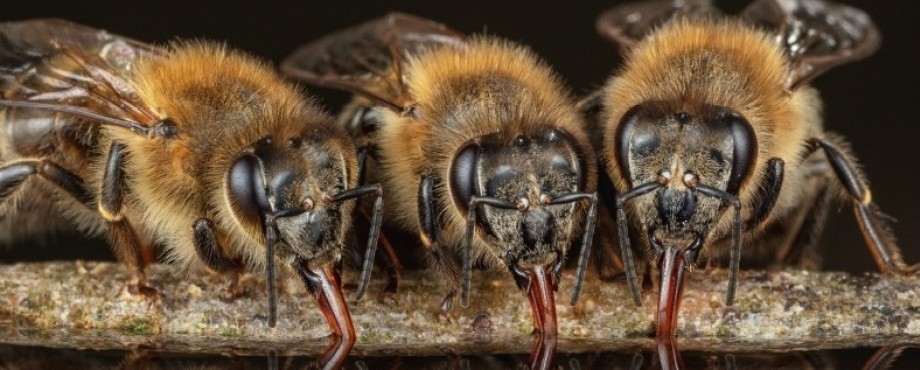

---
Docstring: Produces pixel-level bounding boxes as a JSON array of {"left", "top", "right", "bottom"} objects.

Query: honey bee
[
  {"left": 0, "top": 19, "right": 384, "bottom": 345},
  {"left": 587, "top": 0, "right": 916, "bottom": 337},
  {"left": 283, "top": 13, "right": 599, "bottom": 337}
]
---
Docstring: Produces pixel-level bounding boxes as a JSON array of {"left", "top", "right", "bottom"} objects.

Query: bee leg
[
  {"left": 0, "top": 159, "right": 93, "bottom": 205},
  {"left": 742, "top": 157, "right": 823, "bottom": 269},
  {"left": 193, "top": 218, "right": 247, "bottom": 300},
  {"left": 593, "top": 206, "right": 626, "bottom": 281},
  {"left": 746, "top": 158, "right": 785, "bottom": 229},
  {"left": 594, "top": 166, "right": 626, "bottom": 281},
  {"left": 98, "top": 142, "right": 159, "bottom": 299},
  {"left": 376, "top": 228, "right": 401, "bottom": 304},
  {"left": 418, "top": 174, "right": 460, "bottom": 319},
  {"left": 108, "top": 219, "right": 159, "bottom": 299},
  {"left": 356, "top": 145, "right": 369, "bottom": 185},
  {"left": 0, "top": 160, "right": 162, "bottom": 297},
  {"left": 777, "top": 179, "right": 832, "bottom": 269},
  {"left": 354, "top": 206, "right": 401, "bottom": 304},
  {"left": 861, "top": 346, "right": 908, "bottom": 370},
  {"left": 810, "top": 136, "right": 915, "bottom": 275}
]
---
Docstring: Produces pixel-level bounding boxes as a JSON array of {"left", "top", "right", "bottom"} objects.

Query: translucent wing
[
  {"left": 281, "top": 13, "right": 466, "bottom": 111},
  {"left": 742, "top": 0, "right": 880, "bottom": 89},
  {"left": 596, "top": 0, "right": 720, "bottom": 54},
  {"left": 0, "top": 19, "right": 161, "bottom": 133}
]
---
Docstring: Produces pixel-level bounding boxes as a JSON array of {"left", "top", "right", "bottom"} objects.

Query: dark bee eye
[
  {"left": 724, "top": 111, "right": 757, "bottom": 194},
  {"left": 615, "top": 104, "right": 657, "bottom": 186},
  {"left": 631, "top": 131, "right": 660, "bottom": 155},
  {"left": 360, "top": 107, "right": 381, "bottom": 134},
  {"left": 228, "top": 154, "right": 271, "bottom": 226},
  {"left": 449, "top": 142, "right": 480, "bottom": 213},
  {"left": 546, "top": 127, "right": 588, "bottom": 192}
]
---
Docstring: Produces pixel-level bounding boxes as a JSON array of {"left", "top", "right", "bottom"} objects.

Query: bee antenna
[
  {"left": 461, "top": 197, "right": 478, "bottom": 308},
  {"left": 615, "top": 181, "right": 664, "bottom": 307},
  {"left": 263, "top": 215, "right": 279, "bottom": 328},
  {"left": 332, "top": 183, "right": 385, "bottom": 300},
  {"left": 545, "top": 192, "right": 599, "bottom": 306},
  {"left": 693, "top": 184, "right": 742, "bottom": 306},
  {"left": 462, "top": 196, "right": 519, "bottom": 307}
]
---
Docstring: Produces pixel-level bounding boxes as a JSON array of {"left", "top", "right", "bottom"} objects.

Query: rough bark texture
[{"left": 1, "top": 261, "right": 918, "bottom": 356}]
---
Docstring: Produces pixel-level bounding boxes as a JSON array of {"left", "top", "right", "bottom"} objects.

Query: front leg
[
  {"left": 354, "top": 206, "right": 401, "bottom": 303},
  {"left": 98, "top": 142, "right": 158, "bottom": 298},
  {"left": 811, "top": 135, "right": 916, "bottom": 275},
  {"left": 192, "top": 218, "right": 246, "bottom": 300},
  {"left": 418, "top": 174, "right": 460, "bottom": 317}
]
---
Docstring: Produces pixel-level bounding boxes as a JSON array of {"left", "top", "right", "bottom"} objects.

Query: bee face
[
  {"left": 615, "top": 102, "right": 757, "bottom": 256},
  {"left": 450, "top": 126, "right": 586, "bottom": 269},
  {"left": 226, "top": 129, "right": 354, "bottom": 266}
]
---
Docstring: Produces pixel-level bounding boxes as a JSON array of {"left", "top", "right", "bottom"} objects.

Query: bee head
[
  {"left": 227, "top": 134, "right": 353, "bottom": 263},
  {"left": 610, "top": 101, "right": 755, "bottom": 335},
  {"left": 448, "top": 126, "right": 589, "bottom": 281},
  {"left": 225, "top": 128, "right": 363, "bottom": 328},
  {"left": 613, "top": 101, "right": 756, "bottom": 265}
]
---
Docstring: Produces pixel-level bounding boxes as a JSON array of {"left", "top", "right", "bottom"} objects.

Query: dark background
[{"left": 1, "top": 1, "right": 918, "bottom": 273}]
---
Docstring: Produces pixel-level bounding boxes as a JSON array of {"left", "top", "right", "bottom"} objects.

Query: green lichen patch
[{"left": 122, "top": 319, "right": 154, "bottom": 335}]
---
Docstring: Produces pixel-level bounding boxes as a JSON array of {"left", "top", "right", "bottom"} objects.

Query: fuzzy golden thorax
[
  {"left": 103, "top": 42, "right": 355, "bottom": 271},
  {"left": 376, "top": 37, "right": 596, "bottom": 267}
]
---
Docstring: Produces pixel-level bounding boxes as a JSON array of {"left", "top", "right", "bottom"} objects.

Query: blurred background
[{"left": 1, "top": 0, "right": 917, "bottom": 272}]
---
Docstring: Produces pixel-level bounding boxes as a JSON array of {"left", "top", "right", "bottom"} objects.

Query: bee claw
[
  {"left": 220, "top": 273, "right": 247, "bottom": 302},
  {"left": 128, "top": 282, "right": 164, "bottom": 307},
  {"left": 435, "top": 310, "right": 453, "bottom": 324},
  {"left": 378, "top": 291, "right": 399, "bottom": 306},
  {"left": 893, "top": 263, "right": 920, "bottom": 277}
]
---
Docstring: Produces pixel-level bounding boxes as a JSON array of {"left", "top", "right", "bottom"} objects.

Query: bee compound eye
[
  {"left": 725, "top": 111, "right": 757, "bottom": 194},
  {"left": 449, "top": 142, "right": 480, "bottom": 212},
  {"left": 227, "top": 154, "right": 270, "bottom": 225},
  {"left": 360, "top": 107, "right": 381, "bottom": 134}
]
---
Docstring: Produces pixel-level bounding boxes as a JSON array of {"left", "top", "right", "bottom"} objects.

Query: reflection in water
[
  {"left": 528, "top": 333, "right": 557, "bottom": 370},
  {"left": 0, "top": 344, "right": 917, "bottom": 369},
  {"left": 316, "top": 334, "right": 355, "bottom": 370},
  {"left": 655, "top": 338, "right": 683, "bottom": 370}
]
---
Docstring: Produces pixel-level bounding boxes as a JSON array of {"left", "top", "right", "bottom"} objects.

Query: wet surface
[
  {"left": 5, "top": 262, "right": 920, "bottom": 346},
  {"left": 3, "top": 262, "right": 920, "bottom": 368},
  {"left": 1, "top": 343, "right": 919, "bottom": 369}
]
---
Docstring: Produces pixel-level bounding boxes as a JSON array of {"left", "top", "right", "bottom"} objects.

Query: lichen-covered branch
[{"left": 1, "top": 262, "right": 919, "bottom": 356}]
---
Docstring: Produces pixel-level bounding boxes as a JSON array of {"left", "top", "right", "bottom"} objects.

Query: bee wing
[
  {"left": 0, "top": 19, "right": 161, "bottom": 129},
  {"left": 741, "top": 0, "right": 881, "bottom": 89},
  {"left": 596, "top": 0, "right": 720, "bottom": 54},
  {"left": 281, "top": 12, "right": 467, "bottom": 111}
]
